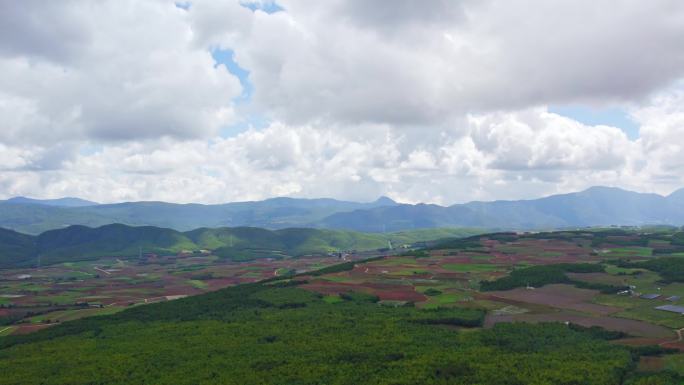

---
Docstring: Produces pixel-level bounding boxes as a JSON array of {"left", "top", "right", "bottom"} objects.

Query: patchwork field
[
  {"left": 290, "top": 229, "right": 684, "bottom": 359},
  {"left": 0, "top": 252, "right": 369, "bottom": 334},
  {"left": 3, "top": 227, "right": 684, "bottom": 379}
]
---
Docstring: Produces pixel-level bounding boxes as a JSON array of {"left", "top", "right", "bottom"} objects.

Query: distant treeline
[
  {"left": 617, "top": 257, "right": 684, "bottom": 283},
  {"left": 480, "top": 263, "right": 629, "bottom": 293}
]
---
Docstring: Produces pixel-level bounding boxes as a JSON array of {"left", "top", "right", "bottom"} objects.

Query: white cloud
[
  {"left": 2, "top": 1, "right": 684, "bottom": 205},
  {"left": 0, "top": 105, "right": 663, "bottom": 205},
  {"left": 200, "top": 0, "right": 684, "bottom": 125},
  {"left": 470, "top": 109, "right": 633, "bottom": 171},
  {"left": 631, "top": 87, "right": 684, "bottom": 185},
  {"left": 0, "top": 0, "right": 241, "bottom": 145}
]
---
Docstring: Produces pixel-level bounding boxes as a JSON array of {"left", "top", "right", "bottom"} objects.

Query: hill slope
[{"left": 0, "top": 224, "right": 483, "bottom": 268}]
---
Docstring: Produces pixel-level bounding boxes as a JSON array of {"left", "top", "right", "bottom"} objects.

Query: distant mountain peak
[
  {"left": 580, "top": 186, "right": 629, "bottom": 194},
  {"left": 5, "top": 196, "right": 99, "bottom": 207},
  {"left": 668, "top": 188, "right": 684, "bottom": 200},
  {"left": 373, "top": 196, "right": 397, "bottom": 205}
]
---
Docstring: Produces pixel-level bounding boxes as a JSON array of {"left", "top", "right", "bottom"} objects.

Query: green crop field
[
  {"left": 616, "top": 306, "right": 684, "bottom": 329},
  {"left": 421, "top": 292, "right": 471, "bottom": 309},
  {"left": 442, "top": 263, "right": 502, "bottom": 272},
  {"left": 186, "top": 279, "right": 209, "bottom": 289},
  {"left": 606, "top": 247, "right": 653, "bottom": 257}
]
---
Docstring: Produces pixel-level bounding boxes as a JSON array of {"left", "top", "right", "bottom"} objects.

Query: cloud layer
[{"left": 1, "top": 0, "right": 684, "bottom": 204}]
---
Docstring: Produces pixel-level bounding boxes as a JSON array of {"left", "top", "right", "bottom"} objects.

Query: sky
[{"left": 1, "top": 0, "right": 684, "bottom": 205}]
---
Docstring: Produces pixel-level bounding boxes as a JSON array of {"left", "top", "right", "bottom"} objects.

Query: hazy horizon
[{"left": 4, "top": 185, "right": 684, "bottom": 206}]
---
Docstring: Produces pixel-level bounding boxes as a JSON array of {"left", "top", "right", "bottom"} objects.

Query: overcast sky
[{"left": 1, "top": 0, "right": 684, "bottom": 204}]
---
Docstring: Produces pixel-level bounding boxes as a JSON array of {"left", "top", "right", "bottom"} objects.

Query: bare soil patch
[
  {"left": 567, "top": 272, "right": 628, "bottom": 286},
  {"left": 486, "top": 312, "right": 674, "bottom": 339},
  {"left": 487, "top": 284, "right": 621, "bottom": 316}
]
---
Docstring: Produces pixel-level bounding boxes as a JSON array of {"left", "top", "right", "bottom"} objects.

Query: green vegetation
[
  {"left": 4, "top": 227, "right": 684, "bottom": 382},
  {"left": 443, "top": 263, "right": 501, "bottom": 273},
  {"left": 0, "top": 276, "right": 669, "bottom": 385},
  {"left": 430, "top": 236, "right": 484, "bottom": 251},
  {"left": 307, "top": 256, "right": 384, "bottom": 276},
  {"left": 480, "top": 263, "right": 609, "bottom": 291},
  {"left": 401, "top": 250, "right": 430, "bottom": 258},
  {"left": 423, "top": 288, "right": 442, "bottom": 296},
  {"left": 421, "top": 292, "right": 470, "bottom": 309},
  {"left": 186, "top": 280, "right": 209, "bottom": 289},
  {"left": 386, "top": 228, "right": 487, "bottom": 246},
  {"left": 321, "top": 295, "right": 344, "bottom": 304},
  {"left": 615, "top": 306, "right": 684, "bottom": 329},
  {"left": 0, "top": 224, "right": 482, "bottom": 268},
  {"left": 0, "top": 228, "right": 35, "bottom": 268},
  {"left": 618, "top": 257, "right": 684, "bottom": 283},
  {"left": 664, "top": 354, "right": 684, "bottom": 375},
  {"left": 27, "top": 307, "right": 124, "bottom": 324}
]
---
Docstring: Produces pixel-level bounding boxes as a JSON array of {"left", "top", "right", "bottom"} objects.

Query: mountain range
[{"left": 1, "top": 186, "right": 683, "bottom": 234}]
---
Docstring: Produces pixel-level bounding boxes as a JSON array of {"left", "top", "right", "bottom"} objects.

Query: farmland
[
  {"left": 294, "top": 229, "right": 684, "bottom": 350},
  {"left": 0, "top": 224, "right": 487, "bottom": 334},
  {"left": 0, "top": 251, "right": 370, "bottom": 334},
  {"left": 2, "top": 227, "right": 684, "bottom": 383}
]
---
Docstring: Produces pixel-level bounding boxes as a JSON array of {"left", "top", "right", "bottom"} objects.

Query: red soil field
[
  {"left": 12, "top": 324, "right": 53, "bottom": 335},
  {"left": 301, "top": 281, "right": 427, "bottom": 302}
]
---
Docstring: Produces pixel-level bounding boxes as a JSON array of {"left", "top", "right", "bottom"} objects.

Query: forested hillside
[
  {"left": 0, "top": 277, "right": 669, "bottom": 385},
  {"left": 0, "top": 224, "right": 484, "bottom": 268}
]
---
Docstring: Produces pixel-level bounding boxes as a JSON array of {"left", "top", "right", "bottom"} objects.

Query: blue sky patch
[
  {"left": 240, "top": 1, "right": 284, "bottom": 14},
  {"left": 548, "top": 105, "right": 640, "bottom": 140},
  {"left": 175, "top": 2, "right": 191, "bottom": 10},
  {"left": 211, "top": 48, "right": 253, "bottom": 103},
  {"left": 221, "top": 115, "right": 271, "bottom": 138}
]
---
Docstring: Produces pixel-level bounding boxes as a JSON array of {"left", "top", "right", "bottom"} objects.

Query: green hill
[
  {"left": 35, "top": 224, "right": 197, "bottom": 265},
  {"left": 0, "top": 228, "right": 36, "bottom": 268},
  {"left": 0, "top": 225, "right": 485, "bottom": 268}
]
